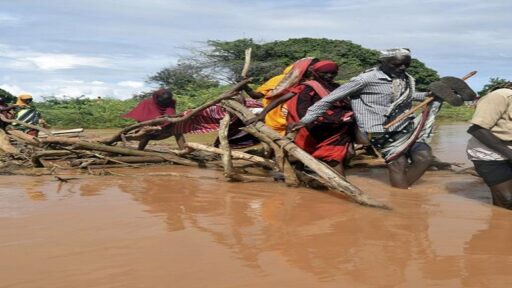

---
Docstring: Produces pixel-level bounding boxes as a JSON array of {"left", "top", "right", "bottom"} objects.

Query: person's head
[
  {"left": 16, "top": 93, "right": 33, "bottom": 106},
  {"left": 152, "top": 88, "right": 174, "bottom": 108},
  {"left": 309, "top": 60, "right": 339, "bottom": 83},
  {"left": 378, "top": 48, "right": 411, "bottom": 78},
  {"left": 490, "top": 81, "right": 512, "bottom": 92}
]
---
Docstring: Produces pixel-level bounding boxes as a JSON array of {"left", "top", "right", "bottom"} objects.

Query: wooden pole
[{"left": 221, "top": 99, "right": 388, "bottom": 209}]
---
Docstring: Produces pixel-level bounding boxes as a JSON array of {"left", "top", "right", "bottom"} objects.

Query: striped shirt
[{"left": 300, "top": 68, "right": 428, "bottom": 133}]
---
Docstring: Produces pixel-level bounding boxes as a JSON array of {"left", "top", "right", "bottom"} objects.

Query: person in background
[
  {"left": 466, "top": 82, "right": 512, "bottom": 210},
  {"left": 122, "top": 88, "right": 187, "bottom": 150},
  {"left": 0, "top": 95, "right": 16, "bottom": 130},
  {"left": 13, "top": 93, "right": 46, "bottom": 136}
]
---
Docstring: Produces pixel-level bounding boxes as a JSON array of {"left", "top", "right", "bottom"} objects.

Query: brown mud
[{"left": 1, "top": 123, "right": 511, "bottom": 288}]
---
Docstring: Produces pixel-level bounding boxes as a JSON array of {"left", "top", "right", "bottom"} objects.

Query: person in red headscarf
[
  {"left": 123, "top": 88, "right": 187, "bottom": 150},
  {"left": 286, "top": 60, "right": 356, "bottom": 175}
]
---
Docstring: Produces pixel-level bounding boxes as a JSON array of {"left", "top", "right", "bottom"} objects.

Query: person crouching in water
[
  {"left": 122, "top": 88, "right": 187, "bottom": 150},
  {"left": 286, "top": 60, "right": 356, "bottom": 175},
  {"left": 13, "top": 94, "right": 46, "bottom": 136},
  {"left": 466, "top": 82, "right": 512, "bottom": 210}
]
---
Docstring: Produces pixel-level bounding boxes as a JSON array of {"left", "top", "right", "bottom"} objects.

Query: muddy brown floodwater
[{"left": 1, "top": 122, "right": 511, "bottom": 288}]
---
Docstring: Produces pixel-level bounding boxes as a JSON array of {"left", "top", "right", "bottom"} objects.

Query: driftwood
[
  {"left": 39, "top": 136, "right": 198, "bottom": 166},
  {"left": 186, "top": 142, "right": 275, "bottom": 169},
  {"left": 0, "top": 115, "right": 52, "bottom": 135},
  {"left": 69, "top": 156, "right": 167, "bottom": 167},
  {"left": 219, "top": 114, "right": 243, "bottom": 181},
  {"left": 0, "top": 129, "right": 19, "bottom": 154},
  {"left": 221, "top": 99, "right": 388, "bottom": 209},
  {"left": 0, "top": 74, "right": 385, "bottom": 209}
]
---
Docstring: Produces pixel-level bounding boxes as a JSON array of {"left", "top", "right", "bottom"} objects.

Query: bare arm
[
  {"left": 0, "top": 105, "right": 17, "bottom": 112},
  {"left": 299, "top": 78, "right": 364, "bottom": 125},
  {"left": 243, "top": 85, "right": 264, "bottom": 99}
]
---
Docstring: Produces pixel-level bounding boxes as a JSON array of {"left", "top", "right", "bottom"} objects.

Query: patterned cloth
[
  {"left": 299, "top": 67, "right": 439, "bottom": 162},
  {"left": 300, "top": 67, "right": 428, "bottom": 133}
]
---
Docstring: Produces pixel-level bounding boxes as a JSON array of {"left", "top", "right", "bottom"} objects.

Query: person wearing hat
[
  {"left": 13, "top": 93, "right": 46, "bottom": 136},
  {"left": 289, "top": 48, "right": 474, "bottom": 188}
]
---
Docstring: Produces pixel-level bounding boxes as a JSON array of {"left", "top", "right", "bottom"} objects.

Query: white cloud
[
  {"left": 10, "top": 79, "right": 152, "bottom": 100},
  {"left": 117, "top": 81, "right": 144, "bottom": 88},
  {"left": 0, "top": 44, "right": 111, "bottom": 71},
  {"left": 24, "top": 54, "right": 109, "bottom": 70},
  {"left": 0, "top": 13, "right": 19, "bottom": 26},
  {"left": 0, "top": 84, "right": 24, "bottom": 96}
]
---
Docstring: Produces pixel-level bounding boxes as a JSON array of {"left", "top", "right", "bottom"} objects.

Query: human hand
[{"left": 287, "top": 122, "right": 305, "bottom": 133}]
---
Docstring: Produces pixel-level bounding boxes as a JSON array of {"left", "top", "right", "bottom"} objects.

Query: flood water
[{"left": 1, "top": 122, "right": 511, "bottom": 288}]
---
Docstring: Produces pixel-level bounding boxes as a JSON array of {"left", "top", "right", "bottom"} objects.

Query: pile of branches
[{"left": 0, "top": 79, "right": 392, "bottom": 209}]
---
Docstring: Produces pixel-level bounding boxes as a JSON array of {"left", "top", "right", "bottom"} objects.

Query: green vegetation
[
  {"left": 437, "top": 104, "right": 474, "bottom": 121},
  {"left": 477, "top": 77, "right": 508, "bottom": 96},
  {"left": 36, "top": 97, "right": 137, "bottom": 129},
  {"left": 17, "top": 38, "right": 503, "bottom": 128}
]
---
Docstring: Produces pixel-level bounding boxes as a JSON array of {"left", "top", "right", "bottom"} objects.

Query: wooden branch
[
  {"left": 221, "top": 99, "right": 388, "bottom": 209},
  {"left": 6, "top": 129, "right": 40, "bottom": 145},
  {"left": 101, "top": 78, "right": 252, "bottom": 145},
  {"left": 186, "top": 142, "right": 275, "bottom": 169},
  {"left": 69, "top": 155, "right": 168, "bottom": 167},
  {"left": 219, "top": 114, "right": 242, "bottom": 181},
  {"left": 0, "top": 114, "right": 52, "bottom": 135},
  {"left": 31, "top": 150, "right": 75, "bottom": 167},
  {"left": 41, "top": 136, "right": 198, "bottom": 166},
  {"left": 0, "top": 129, "right": 19, "bottom": 154},
  {"left": 241, "top": 48, "right": 252, "bottom": 78}
]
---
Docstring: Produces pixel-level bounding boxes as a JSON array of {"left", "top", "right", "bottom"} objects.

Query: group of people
[
  {"left": 0, "top": 93, "right": 45, "bottom": 136},
  {"left": 244, "top": 49, "right": 442, "bottom": 189},
  {"left": 123, "top": 48, "right": 511, "bottom": 210}
]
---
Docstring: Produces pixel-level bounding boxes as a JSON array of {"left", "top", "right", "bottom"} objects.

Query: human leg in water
[
  {"left": 387, "top": 142, "right": 433, "bottom": 189},
  {"left": 489, "top": 179, "right": 512, "bottom": 210},
  {"left": 325, "top": 160, "right": 345, "bottom": 176}
]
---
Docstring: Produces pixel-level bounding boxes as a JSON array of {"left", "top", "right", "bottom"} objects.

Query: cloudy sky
[{"left": 0, "top": 0, "right": 510, "bottom": 100}]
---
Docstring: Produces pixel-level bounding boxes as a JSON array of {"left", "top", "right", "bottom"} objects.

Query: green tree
[
  {"left": 148, "top": 62, "right": 218, "bottom": 91},
  {"left": 478, "top": 77, "right": 508, "bottom": 96},
  {"left": 0, "top": 88, "right": 16, "bottom": 103},
  {"left": 170, "top": 37, "right": 439, "bottom": 89}
]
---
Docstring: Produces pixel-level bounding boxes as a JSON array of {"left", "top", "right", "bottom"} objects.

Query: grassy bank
[{"left": 437, "top": 104, "right": 474, "bottom": 121}]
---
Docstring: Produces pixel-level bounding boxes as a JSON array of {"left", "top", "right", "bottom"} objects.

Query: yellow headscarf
[
  {"left": 16, "top": 94, "right": 33, "bottom": 107},
  {"left": 255, "top": 64, "right": 294, "bottom": 135}
]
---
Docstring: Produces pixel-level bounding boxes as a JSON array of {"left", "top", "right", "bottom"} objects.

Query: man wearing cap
[{"left": 289, "top": 48, "right": 441, "bottom": 188}]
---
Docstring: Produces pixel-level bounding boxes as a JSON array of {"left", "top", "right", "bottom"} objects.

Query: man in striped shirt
[{"left": 289, "top": 48, "right": 436, "bottom": 189}]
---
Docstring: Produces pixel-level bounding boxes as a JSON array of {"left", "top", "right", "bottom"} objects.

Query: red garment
[
  {"left": 310, "top": 60, "right": 338, "bottom": 73},
  {"left": 287, "top": 80, "right": 354, "bottom": 163},
  {"left": 122, "top": 93, "right": 176, "bottom": 122}
]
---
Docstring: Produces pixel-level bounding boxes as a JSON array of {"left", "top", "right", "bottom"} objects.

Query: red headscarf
[
  {"left": 122, "top": 88, "right": 176, "bottom": 122},
  {"left": 310, "top": 60, "right": 338, "bottom": 73}
]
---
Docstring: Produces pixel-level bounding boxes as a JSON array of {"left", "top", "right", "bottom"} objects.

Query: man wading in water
[
  {"left": 466, "top": 82, "right": 512, "bottom": 209},
  {"left": 289, "top": 48, "right": 455, "bottom": 188}
]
